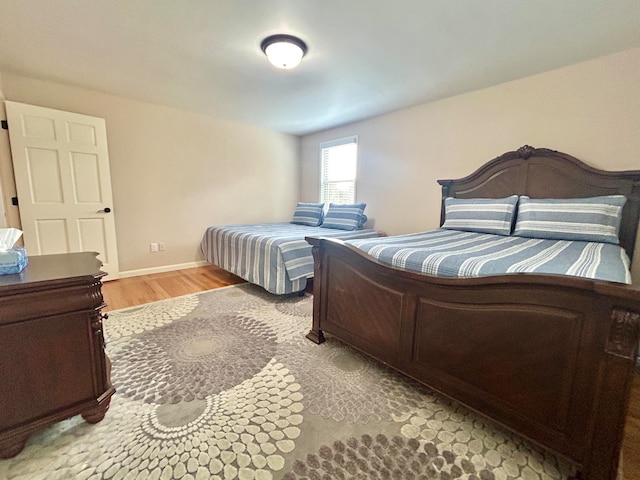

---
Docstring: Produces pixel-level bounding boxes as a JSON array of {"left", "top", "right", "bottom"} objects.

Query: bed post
[
  {"left": 438, "top": 181, "right": 452, "bottom": 226},
  {"left": 305, "top": 237, "right": 325, "bottom": 344},
  {"left": 578, "top": 306, "right": 640, "bottom": 480}
]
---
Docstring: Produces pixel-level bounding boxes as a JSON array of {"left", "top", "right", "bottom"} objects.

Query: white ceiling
[{"left": 1, "top": 1, "right": 639, "bottom": 136}]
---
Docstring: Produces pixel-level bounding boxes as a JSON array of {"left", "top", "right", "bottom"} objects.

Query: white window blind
[{"left": 320, "top": 136, "right": 357, "bottom": 204}]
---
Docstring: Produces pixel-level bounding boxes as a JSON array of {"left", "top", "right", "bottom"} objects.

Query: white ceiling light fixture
[{"left": 260, "top": 34, "right": 308, "bottom": 69}]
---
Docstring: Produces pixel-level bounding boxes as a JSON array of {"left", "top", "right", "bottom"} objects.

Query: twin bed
[
  {"left": 202, "top": 145, "right": 640, "bottom": 479},
  {"left": 201, "top": 221, "right": 377, "bottom": 294},
  {"left": 306, "top": 146, "right": 640, "bottom": 480}
]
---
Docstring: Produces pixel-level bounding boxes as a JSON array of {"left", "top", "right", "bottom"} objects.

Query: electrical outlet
[
  {"left": 158, "top": 242, "right": 165, "bottom": 251},
  {"left": 150, "top": 242, "right": 158, "bottom": 252}
]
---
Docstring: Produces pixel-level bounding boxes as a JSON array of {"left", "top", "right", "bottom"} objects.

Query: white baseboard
[{"left": 118, "top": 261, "right": 210, "bottom": 279}]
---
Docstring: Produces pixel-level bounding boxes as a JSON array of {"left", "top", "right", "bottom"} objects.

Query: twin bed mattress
[{"left": 201, "top": 222, "right": 378, "bottom": 294}]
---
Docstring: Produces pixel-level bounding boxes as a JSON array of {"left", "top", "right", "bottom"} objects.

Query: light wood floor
[
  {"left": 102, "top": 264, "right": 245, "bottom": 311},
  {"left": 101, "top": 265, "right": 640, "bottom": 479}
]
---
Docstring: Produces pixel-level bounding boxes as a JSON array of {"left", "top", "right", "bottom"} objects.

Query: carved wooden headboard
[{"left": 438, "top": 146, "right": 640, "bottom": 261}]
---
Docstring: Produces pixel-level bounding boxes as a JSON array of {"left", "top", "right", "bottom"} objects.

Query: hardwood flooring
[
  {"left": 102, "top": 264, "right": 244, "bottom": 311},
  {"left": 101, "top": 265, "right": 639, "bottom": 479}
]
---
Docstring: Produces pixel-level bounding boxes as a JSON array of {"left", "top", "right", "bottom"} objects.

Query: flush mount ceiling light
[{"left": 260, "top": 34, "right": 308, "bottom": 69}]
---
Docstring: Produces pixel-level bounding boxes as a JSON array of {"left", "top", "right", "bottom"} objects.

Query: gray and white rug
[{"left": 0, "top": 284, "right": 578, "bottom": 480}]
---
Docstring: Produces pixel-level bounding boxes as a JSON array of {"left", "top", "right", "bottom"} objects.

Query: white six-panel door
[{"left": 5, "top": 101, "right": 120, "bottom": 278}]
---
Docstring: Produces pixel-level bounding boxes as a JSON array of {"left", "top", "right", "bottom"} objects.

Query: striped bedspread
[
  {"left": 347, "top": 228, "right": 631, "bottom": 284},
  {"left": 201, "top": 223, "right": 378, "bottom": 294}
]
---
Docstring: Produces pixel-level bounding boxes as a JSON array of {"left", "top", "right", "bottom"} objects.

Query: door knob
[{"left": 98, "top": 207, "right": 112, "bottom": 213}]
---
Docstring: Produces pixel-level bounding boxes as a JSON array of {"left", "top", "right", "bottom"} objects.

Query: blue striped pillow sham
[
  {"left": 513, "top": 195, "right": 626, "bottom": 244},
  {"left": 291, "top": 202, "right": 324, "bottom": 226},
  {"left": 441, "top": 195, "right": 518, "bottom": 236},
  {"left": 321, "top": 203, "right": 367, "bottom": 231}
]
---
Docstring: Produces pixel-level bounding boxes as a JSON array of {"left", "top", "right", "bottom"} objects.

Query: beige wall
[
  {"left": 0, "top": 74, "right": 22, "bottom": 230},
  {"left": 301, "top": 47, "right": 640, "bottom": 279},
  {"left": 0, "top": 73, "right": 300, "bottom": 273}
]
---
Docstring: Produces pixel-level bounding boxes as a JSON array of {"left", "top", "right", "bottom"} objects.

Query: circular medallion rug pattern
[{"left": 0, "top": 284, "right": 576, "bottom": 480}]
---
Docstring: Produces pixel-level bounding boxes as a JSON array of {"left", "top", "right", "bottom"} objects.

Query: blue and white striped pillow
[
  {"left": 291, "top": 202, "right": 324, "bottom": 227},
  {"left": 321, "top": 203, "right": 367, "bottom": 231},
  {"left": 441, "top": 195, "right": 519, "bottom": 236},
  {"left": 513, "top": 195, "right": 626, "bottom": 244}
]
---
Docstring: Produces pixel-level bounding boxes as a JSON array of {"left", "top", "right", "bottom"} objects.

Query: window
[{"left": 320, "top": 136, "right": 358, "bottom": 204}]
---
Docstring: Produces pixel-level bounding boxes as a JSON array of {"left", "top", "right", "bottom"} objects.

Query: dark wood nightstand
[{"left": 0, "top": 252, "right": 114, "bottom": 458}]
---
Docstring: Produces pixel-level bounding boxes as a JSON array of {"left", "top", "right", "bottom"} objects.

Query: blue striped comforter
[
  {"left": 201, "top": 223, "right": 378, "bottom": 294},
  {"left": 347, "top": 229, "right": 631, "bottom": 284}
]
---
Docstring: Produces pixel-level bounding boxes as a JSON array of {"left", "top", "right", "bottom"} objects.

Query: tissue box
[{"left": 0, "top": 247, "right": 28, "bottom": 275}]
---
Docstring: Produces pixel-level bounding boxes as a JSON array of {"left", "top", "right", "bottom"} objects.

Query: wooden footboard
[{"left": 306, "top": 236, "right": 640, "bottom": 480}]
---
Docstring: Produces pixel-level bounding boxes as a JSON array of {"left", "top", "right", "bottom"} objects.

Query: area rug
[{"left": 0, "top": 284, "right": 579, "bottom": 480}]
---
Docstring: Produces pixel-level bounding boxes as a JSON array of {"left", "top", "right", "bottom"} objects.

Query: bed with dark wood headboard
[{"left": 305, "top": 146, "right": 640, "bottom": 480}]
